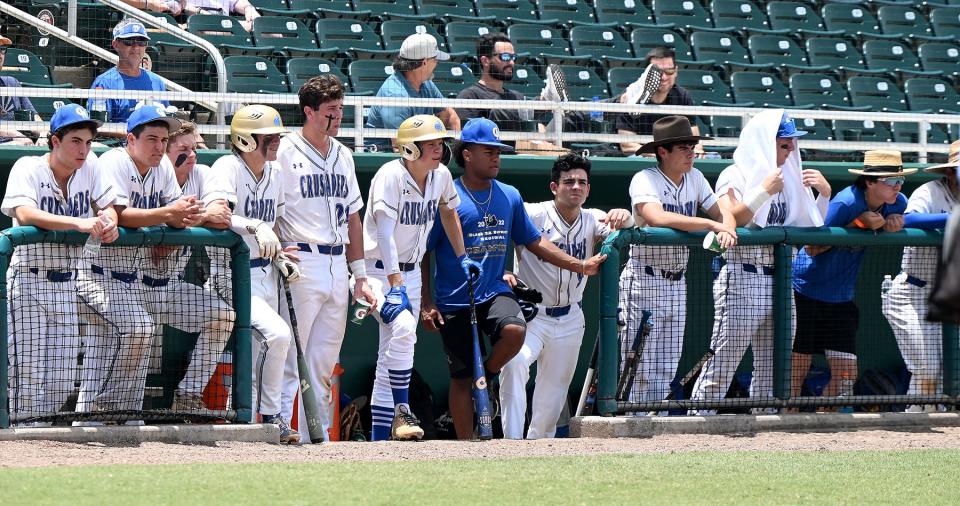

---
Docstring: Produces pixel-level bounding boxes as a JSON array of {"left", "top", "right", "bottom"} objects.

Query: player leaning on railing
[{"left": 1, "top": 104, "right": 118, "bottom": 424}]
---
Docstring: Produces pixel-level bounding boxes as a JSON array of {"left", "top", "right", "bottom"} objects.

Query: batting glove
[
  {"left": 250, "top": 222, "right": 281, "bottom": 259},
  {"left": 380, "top": 285, "right": 412, "bottom": 324},
  {"left": 274, "top": 254, "right": 301, "bottom": 282},
  {"left": 458, "top": 254, "right": 483, "bottom": 281}
]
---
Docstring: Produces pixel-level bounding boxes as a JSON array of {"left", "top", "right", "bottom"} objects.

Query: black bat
[
  {"left": 667, "top": 348, "right": 716, "bottom": 400},
  {"left": 467, "top": 277, "right": 493, "bottom": 440},
  {"left": 575, "top": 332, "right": 599, "bottom": 417},
  {"left": 616, "top": 309, "right": 653, "bottom": 402},
  {"left": 282, "top": 278, "right": 325, "bottom": 443}
]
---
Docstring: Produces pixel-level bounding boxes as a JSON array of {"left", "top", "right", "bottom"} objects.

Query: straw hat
[
  {"left": 924, "top": 140, "right": 960, "bottom": 174},
  {"left": 847, "top": 150, "right": 918, "bottom": 177}
]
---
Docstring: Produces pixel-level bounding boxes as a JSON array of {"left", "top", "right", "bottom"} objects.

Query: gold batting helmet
[
  {"left": 230, "top": 105, "right": 289, "bottom": 153},
  {"left": 396, "top": 114, "right": 453, "bottom": 161}
]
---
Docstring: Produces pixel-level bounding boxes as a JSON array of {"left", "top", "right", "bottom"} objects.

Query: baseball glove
[
  {"left": 340, "top": 395, "right": 367, "bottom": 442},
  {"left": 512, "top": 278, "right": 543, "bottom": 303}
]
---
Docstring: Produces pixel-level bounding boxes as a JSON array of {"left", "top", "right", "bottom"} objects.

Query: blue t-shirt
[
  {"left": 365, "top": 72, "right": 444, "bottom": 151},
  {"left": 427, "top": 178, "right": 540, "bottom": 312},
  {"left": 793, "top": 185, "right": 907, "bottom": 303},
  {"left": 90, "top": 67, "right": 168, "bottom": 123}
]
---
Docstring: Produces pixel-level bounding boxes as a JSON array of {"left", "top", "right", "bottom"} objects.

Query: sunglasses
[
  {"left": 661, "top": 66, "right": 678, "bottom": 75},
  {"left": 492, "top": 52, "right": 517, "bottom": 62},
  {"left": 119, "top": 38, "right": 149, "bottom": 47},
  {"left": 0, "top": 48, "right": 6, "bottom": 55},
  {"left": 878, "top": 176, "right": 905, "bottom": 187}
]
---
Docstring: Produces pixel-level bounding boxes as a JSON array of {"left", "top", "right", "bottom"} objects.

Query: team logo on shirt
[
  {"left": 766, "top": 201, "right": 787, "bottom": 225},
  {"left": 399, "top": 200, "right": 438, "bottom": 226},
  {"left": 40, "top": 190, "right": 90, "bottom": 217},
  {"left": 131, "top": 190, "right": 166, "bottom": 209},
  {"left": 299, "top": 173, "right": 349, "bottom": 199},
  {"left": 244, "top": 196, "right": 276, "bottom": 222}
]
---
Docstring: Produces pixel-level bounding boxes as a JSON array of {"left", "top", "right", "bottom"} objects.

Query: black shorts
[
  {"left": 439, "top": 294, "right": 526, "bottom": 379},
  {"left": 793, "top": 290, "right": 859, "bottom": 355}
]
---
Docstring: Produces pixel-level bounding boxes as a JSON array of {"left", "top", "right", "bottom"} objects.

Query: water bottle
[
  {"left": 89, "top": 87, "right": 108, "bottom": 123},
  {"left": 83, "top": 214, "right": 111, "bottom": 259},
  {"left": 881, "top": 274, "right": 893, "bottom": 295},
  {"left": 589, "top": 96, "right": 603, "bottom": 132},
  {"left": 838, "top": 371, "right": 855, "bottom": 413}
]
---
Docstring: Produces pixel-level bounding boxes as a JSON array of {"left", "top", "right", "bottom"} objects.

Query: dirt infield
[{"left": 3, "top": 427, "right": 960, "bottom": 468}]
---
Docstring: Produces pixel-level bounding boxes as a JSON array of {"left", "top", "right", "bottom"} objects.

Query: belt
[
  {"left": 91, "top": 264, "right": 138, "bottom": 283},
  {"left": 374, "top": 260, "right": 417, "bottom": 272},
  {"left": 297, "top": 243, "right": 344, "bottom": 255},
  {"left": 28, "top": 268, "right": 73, "bottom": 282},
  {"left": 644, "top": 265, "right": 684, "bottom": 281},
  {"left": 142, "top": 275, "right": 169, "bottom": 288},
  {"left": 544, "top": 302, "right": 582, "bottom": 318},
  {"left": 250, "top": 257, "right": 271, "bottom": 268},
  {"left": 742, "top": 263, "right": 775, "bottom": 276},
  {"left": 905, "top": 275, "right": 927, "bottom": 288}
]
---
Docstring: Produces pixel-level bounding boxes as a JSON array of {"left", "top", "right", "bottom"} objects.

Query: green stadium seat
[
  {"left": 506, "top": 23, "right": 576, "bottom": 66},
  {"left": 536, "top": 0, "right": 598, "bottom": 26},
  {"left": 381, "top": 20, "right": 449, "bottom": 53},
  {"left": 315, "top": 19, "right": 385, "bottom": 60},
  {"left": 651, "top": 0, "right": 713, "bottom": 30},
  {"left": 876, "top": 5, "right": 946, "bottom": 41},
  {"left": 0, "top": 48, "right": 67, "bottom": 88},
  {"left": 918, "top": 42, "right": 960, "bottom": 79},
  {"left": 903, "top": 77, "right": 960, "bottom": 113},
  {"left": 415, "top": 0, "right": 479, "bottom": 21},
  {"left": 593, "top": 0, "right": 656, "bottom": 28},
  {"left": 445, "top": 22, "right": 497, "bottom": 56},
  {"left": 144, "top": 12, "right": 186, "bottom": 47},
  {"left": 862, "top": 40, "right": 941, "bottom": 77},
  {"left": 249, "top": 0, "right": 289, "bottom": 16},
  {"left": 711, "top": 0, "right": 777, "bottom": 33},
  {"left": 677, "top": 69, "right": 734, "bottom": 106},
  {"left": 187, "top": 14, "right": 274, "bottom": 57},
  {"left": 553, "top": 65, "right": 609, "bottom": 101},
  {"left": 891, "top": 122, "right": 952, "bottom": 145},
  {"left": 286, "top": 57, "right": 350, "bottom": 92},
  {"left": 432, "top": 61, "right": 478, "bottom": 97},
  {"left": 352, "top": 0, "right": 417, "bottom": 21},
  {"left": 607, "top": 66, "right": 641, "bottom": 98},
  {"left": 930, "top": 7, "right": 960, "bottom": 38},
  {"left": 221, "top": 56, "right": 290, "bottom": 93},
  {"left": 630, "top": 27, "right": 693, "bottom": 62},
  {"left": 820, "top": 3, "right": 883, "bottom": 37},
  {"left": 29, "top": 97, "right": 74, "bottom": 120},
  {"left": 288, "top": 0, "right": 351, "bottom": 10},
  {"left": 788, "top": 73, "right": 865, "bottom": 110},
  {"left": 569, "top": 26, "right": 633, "bottom": 60},
  {"left": 805, "top": 36, "right": 881, "bottom": 76},
  {"left": 253, "top": 16, "right": 333, "bottom": 59},
  {"left": 847, "top": 76, "right": 909, "bottom": 112},
  {"left": 766, "top": 1, "right": 835, "bottom": 35},
  {"left": 315, "top": 7, "right": 374, "bottom": 25},
  {"left": 509, "top": 65, "right": 545, "bottom": 99},
  {"left": 476, "top": 0, "right": 539, "bottom": 25},
  {"left": 690, "top": 31, "right": 770, "bottom": 71},
  {"left": 793, "top": 117, "right": 835, "bottom": 141},
  {"left": 730, "top": 71, "right": 794, "bottom": 107},
  {"left": 833, "top": 119, "right": 893, "bottom": 143},
  {"left": 347, "top": 59, "right": 395, "bottom": 95},
  {"left": 747, "top": 34, "right": 830, "bottom": 73}
]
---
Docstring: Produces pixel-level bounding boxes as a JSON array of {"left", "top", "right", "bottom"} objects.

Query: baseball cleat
[
  {"left": 263, "top": 414, "right": 301, "bottom": 444},
  {"left": 170, "top": 390, "right": 206, "bottom": 411},
  {"left": 541, "top": 64, "right": 569, "bottom": 103},
  {"left": 624, "top": 64, "right": 663, "bottom": 105},
  {"left": 391, "top": 404, "right": 424, "bottom": 441}
]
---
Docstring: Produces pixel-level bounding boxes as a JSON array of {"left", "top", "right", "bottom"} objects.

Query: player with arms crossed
[
  {"left": 2, "top": 105, "right": 118, "bottom": 422},
  {"left": 620, "top": 115, "right": 737, "bottom": 412},
  {"left": 688, "top": 110, "right": 830, "bottom": 414},
  {"left": 882, "top": 141, "right": 959, "bottom": 412},
  {"left": 276, "top": 75, "right": 377, "bottom": 443},
  {"left": 210, "top": 104, "right": 302, "bottom": 441},
  {"left": 500, "top": 153, "right": 632, "bottom": 439},
  {"left": 363, "top": 114, "right": 479, "bottom": 441},
  {"left": 420, "top": 118, "right": 605, "bottom": 440}
]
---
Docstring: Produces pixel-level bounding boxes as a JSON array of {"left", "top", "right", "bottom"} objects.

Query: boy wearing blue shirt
[
  {"left": 792, "top": 150, "right": 913, "bottom": 403},
  {"left": 420, "top": 118, "right": 605, "bottom": 439}
]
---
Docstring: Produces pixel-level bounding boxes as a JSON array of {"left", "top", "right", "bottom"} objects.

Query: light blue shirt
[
  {"left": 365, "top": 72, "right": 444, "bottom": 151},
  {"left": 90, "top": 67, "right": 168, "bottom": 123}
]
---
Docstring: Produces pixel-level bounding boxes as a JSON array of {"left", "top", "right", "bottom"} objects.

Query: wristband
[
  {"left": 349, "top": 259, "right": 367, "bottom": 279},
  {"left": 853, "top": 218, "right": 869, "bottom": 229},
  {"left": 743, "top": 187, "right": 773, "bottom": 214}
]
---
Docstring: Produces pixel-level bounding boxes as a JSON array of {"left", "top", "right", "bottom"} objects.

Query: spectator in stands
[
  {"left": 0, "top": 35, "right": 43, "bottom": 145},
  {"left": 117, "top": 0, "right": 182, "bottom": 16},
  {"left": 181, "top": 0, "right": 261, "bottom": 32},
  {"left": 91, "top": 19, "right": 169, "bottom": 125},
  {"left": 365, "top": 33, "right": 460, "bottom": 152},
  {"left": 617, "top": 47, "right": 703, "bottom": 156}
]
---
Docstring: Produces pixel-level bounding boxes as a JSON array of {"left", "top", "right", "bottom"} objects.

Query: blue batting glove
[
  {"left": 458, "top": 254, "right": 483, "bottom": 281},
  {"left": 380, "top": 285, "right": 412, "bottom": 324}
]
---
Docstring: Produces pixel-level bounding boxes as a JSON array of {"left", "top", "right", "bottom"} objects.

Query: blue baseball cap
[
  {"left": 776, "top": 113, "right": 807, "bottom": 138},
  {"left": 459, "top": 118, "right": 513, "bottom": 151},
  {"left": 126, "top": 104, "right": 181, "bottom": 133},
  {"left": 50, "top": 104, "right": 102, "bottom": 132},
  {"left": 113, "top": 19, "right": 150, "bottom": 40}
]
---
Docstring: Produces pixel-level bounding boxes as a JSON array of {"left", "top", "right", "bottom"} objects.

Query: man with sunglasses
[{"left": 90, "top": 19, "right": 168, "bottom": 125}]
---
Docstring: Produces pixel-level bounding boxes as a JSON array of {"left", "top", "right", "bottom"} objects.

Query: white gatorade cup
[{"left": 703, "top": 231, "right": 727, "bottom": 254}]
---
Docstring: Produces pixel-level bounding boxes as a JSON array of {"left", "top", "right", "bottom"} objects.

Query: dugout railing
[
  {"left": 595, "top": 227, "right": 959, "bottom": 416},
  {"left": 0, "top": 226, "right": 252, "bottom": 428}
]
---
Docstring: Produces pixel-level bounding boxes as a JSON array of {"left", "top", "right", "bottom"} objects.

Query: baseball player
[
  {"left": 620, "top": 115, "right": 737, "bottom": 413},
  {"left": 688, "top": 110, "right": 830, "bottom": 415},
  {"left": 76, "top": 105, "right": 201, "bottom": 418},
  {"left": 1, "top": 104, "right": 118, "bottom": 423},
  {"left": 420, "top": 118, "right": 606, "bottom": 440},
  {"left": 209, "top": 105, "right": 302, "bottom": 441},
  {"left": 363, "top": 114, "right": 479, "bottom": 441},
  {"left": 882, "top": 140, "right": 959, "bottom": 412},
  {"left": 500, "top": 153, "right": 632, "bottom": 439},
  {"left": 275, "top": 75, "right": 377, "bottom": 443}
]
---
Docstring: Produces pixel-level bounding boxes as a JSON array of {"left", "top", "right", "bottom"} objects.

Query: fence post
[
  {"left": 597, "top": 232, "right": 626, "bottom": 415},
  {"left": 230, "top": 240, "right": 253, "bottom": 423},
  {"left": 773, "top": 242, "right": 793, "bottom": 400},
  {"left": 943, "top": 324, "right": 959, "bottom": 397}
]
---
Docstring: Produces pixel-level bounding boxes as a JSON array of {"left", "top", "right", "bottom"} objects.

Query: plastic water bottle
[
  {"left": 838, "top": 371, "right": 855, "bottom": 413},
  {"left": 589, "top": 96, "right": 603, "bottom": 131},
  {"left": 82, "top": 214, "right": 111, "bottom": 259},
  {"left": 881, "top": 274, "right": 893, "bottom": 295}
]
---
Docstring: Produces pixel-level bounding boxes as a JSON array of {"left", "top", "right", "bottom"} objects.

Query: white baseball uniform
[
  {"left": 882, "top": 178, "right": 957, "bottom": 399},
  {"left": 362, "top": 158, "right": 460, "bottom": 440},
  {"left": 500, "top": 201, "right": 611, "bottom": 439},
  {"left": 620, "top": 167, "right": 717, "bottom": 408},
  {"left": 210, "top": 153, "right": 291, "bottom": 417},
  {"left": 1, "top": 151, "right": 115, "bottom": 420},
  {"left": 276, "top": 133, "right": 363, "bottom": 442},
  {"left": 75, "top": 147, "right": 180, "bottom": 413}
]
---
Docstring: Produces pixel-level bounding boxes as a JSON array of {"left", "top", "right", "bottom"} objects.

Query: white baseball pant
[{"left": 882, "top": 272, "right": 942, "bottom": 396}]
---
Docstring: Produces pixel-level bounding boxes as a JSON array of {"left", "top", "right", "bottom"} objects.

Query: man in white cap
[
  {"left": 883, "top": 141, "right": 959, "bottom": 412},
  {"left": 365, "top": 33, "right": 461, "bottom": 152},
  {"left": 90, "top": 18, "right": 169, "bottom": 125}
]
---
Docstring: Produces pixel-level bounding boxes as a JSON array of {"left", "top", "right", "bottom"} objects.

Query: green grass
[{"left": 3, "top": 450, "right": 959, "bottom": 505}]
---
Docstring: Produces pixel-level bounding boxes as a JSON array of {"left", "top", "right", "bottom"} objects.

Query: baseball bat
[
  {"left": 575, "top": 332, "right": 599, "bottom": 417},
  {"left": 616, "top": 309, "right": 653, "bottom": 402},
  {"left": 282, "top": 278, "right": 325, "bottom": 443},
  {"left": 666, "top": 348, "right": 716, "bottom": 400},
  {"left": 467, "top": 277, "right": 494, "bottom": 440}
]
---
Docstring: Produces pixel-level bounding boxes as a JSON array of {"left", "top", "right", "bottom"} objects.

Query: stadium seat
[
  {"left": 315, "top": 19, "right": 386, "bottom": 60},
  {"left": 930, "top": 7, "right": 960, "bottom": 38},
  {"left": 793, "top": 117, "right": 835, "bottom": 141},
  {"left": 286, "top": 58, "right": 350, "bottom": 92},
  {"left": 445, "top": 22, "right": 497, "bottom": 56},
  {"left": 630, "top": 27, "right": 693, "bottom": 61},
  {"left": 711, "top": 0, "right": 775, "bottom": 33},
  {"left": 432, "top": 61, "right": 478, "bottom": 97},
  {"left": 288, "top": 0, "right": 351, "bottom": 10},
  {"left": 891, "top": 122, "right": 952, "bottom": 145},
  {"left": 730, "top": 71, "right": 794, "bottom": 107},
  {"left": 918, "top": 42, "right": 960, "bottom": 79},
  {"left": 144, "top": 12, "right": 186, "bottom": 47},
  {"left": 805, "top": 36, "right": 879, "bottom": 76},
  {"left": 833, "top": 119, "right": 893, "bottom": 143},
  {"left": 569, "top": 26, "right": 633, "bottom": 60},
  {"left": 187, "top": 15, "right": 274, "bottom": 57},
  {"left": 766, "top": 1, "right": 834, "bottom": 34},
  {"left": 381, "top": 20, "right": 449, "bottom": 53},
  {"left": 553, "top": 65, "right": 609, "bottom": 101},
  {"left": 876, "top": 5, "right": 945, "bottom": 41},
  {"left": 651, "top": 0, "right": 713, "bottom": 31},
  {"left": 249, "top": 0, "right": 289, "bottom": 16},
  {"left": 498, "top": 65, "right": 541, "bottom": 100},
  {"left": 862, "top": 40, "right": 941, "bottom": 77},
  {"left": 788, "top": 73, "right": 864, "bottom": 110},
  {"left": 593, "top": 0, "right": 656, "bottom": 28},
  {"left": 820, "top": 3, "right": 882, "bottom": 37},
  {"left": 903, "top": 77, "right": 960, "bottom": 114},
  {"left": 747, "top": 34, "right": 829, "bottom": 73},
  {"left": 29, "top": 97, "right": 74, "bottom": 120},
  {"left": 607, "top": 66, "right": 641, "bottom": 99},
  {"left": 253, "top": 16, "right": 333, "bottom": 59},
  {"left": 506, "top": 23, "right": 577, "bottom": 66},
  {"left": 348, "top": 59, "right": 396, "bottom": 95},
  {"left": 476, "top": 0, "right": 539, "bottom": 25},
  {"left": 315, "top": 6, "right": 374, "bottom": 25},
  {"left": 221, "top": 56, "right": 290, "bottom": 94},
  {"left": 0, "top": 48, "right": 67, "bottom": 88},
  {"left": 690, "top": 31, "right": 768, "bottom": 71},
  {"left": 536, "top": 0, "right": 598, "bottom": 26},
  {"left": 847, "top": 76, "right": 909, "bottom": 112},
  {"left": 415, "top": 0, "right": 479, "bottom": 21},
  {"left": 677, "top": 69, "right": 734, "bottom": 106},
  {"left": 352, "top": 0, "right": 417, "bottom": 21}
]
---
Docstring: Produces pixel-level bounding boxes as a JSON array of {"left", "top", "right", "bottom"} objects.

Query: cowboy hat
[
  {"left": 925, "top": 140, "right": 960, "bottom": 174},
  {"left": 847, "top": 150, "right": 918, "bottom": 177},
  {"left": 636, "top": 115, "right": 712, "bottom": 155}
]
